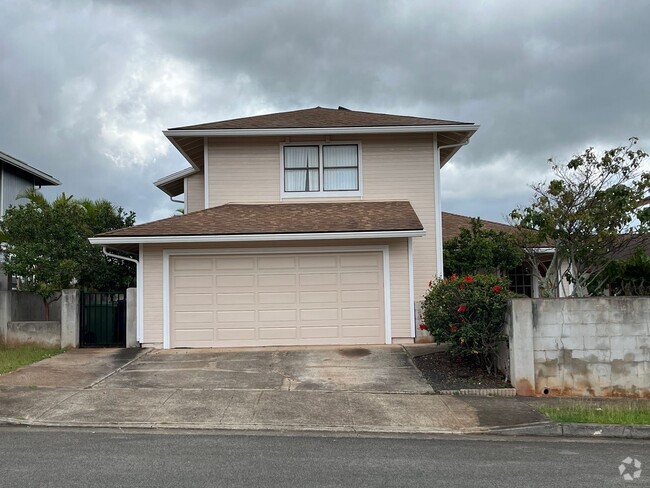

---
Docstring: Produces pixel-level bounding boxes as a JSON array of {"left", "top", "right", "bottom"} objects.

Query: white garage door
[{"left": 169, "top": 251, "right": 385, "bottom": 348}]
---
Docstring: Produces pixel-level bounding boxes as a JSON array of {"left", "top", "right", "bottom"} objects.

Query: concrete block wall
[{"left": 508, "top": 297, "right": 650, "bottom": 398}]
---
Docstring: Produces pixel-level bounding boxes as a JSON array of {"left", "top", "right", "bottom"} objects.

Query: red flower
[
  {"left": 459, "top": 284, "right": 465, "bottom": 290},
  {"left": 492, "top": 285, "right": 502, "bottom": 293},
  {"left": 428, "top": 280, "right": 432, "bottom": 287},
  {"left": 450, "top": 273, "right": 458, "bottom": 281},
  {"left": 465, "top": 276, "right": 473, "bottom": 283},
  {"left": 457, "top": 305, "right": 467, "bottom": 313},
  {"left": 419, "top": 324, "right": 427, "bottom": 330},
  {"left": 450, "top": 325, "right": 458, "bottom": 332}
]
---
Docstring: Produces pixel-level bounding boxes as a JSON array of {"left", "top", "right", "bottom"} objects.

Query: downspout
[
  {"left": 102, "top": 246, "right": 143, "bottom": 344},
  {"left": 169, "top": 195, "right": 184, "bottom": 204},
  {"left": 434, "top": 137, "right": 470, "bottom": 278}
]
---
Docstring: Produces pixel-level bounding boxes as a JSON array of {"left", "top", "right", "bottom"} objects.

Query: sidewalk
[{"left": 3, "top": 347, "right": 646, "bottom": 438}]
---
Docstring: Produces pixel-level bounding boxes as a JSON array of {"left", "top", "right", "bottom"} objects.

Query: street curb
[
  {"left": 2, "top": 415, "right": 647, "bottom": 439},
  {"left": 481, "top": 422, "right": 650, "bottom": 439}
]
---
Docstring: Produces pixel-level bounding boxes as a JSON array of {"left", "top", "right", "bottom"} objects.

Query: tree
[
  {"left": 510, "top": 139, "right": 649, "bottom": 297},
  {"left": 590, "top": 248, "right": 650, "bottom": 296},
  {"left": 0, "top": 191, "right": 136, "bottom": 318},
  {"left": 443, "top": 218, "right": 524, "bottom": 277}
]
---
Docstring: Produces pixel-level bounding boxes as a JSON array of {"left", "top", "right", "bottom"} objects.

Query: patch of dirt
[{"left": 412, "top": 351, "right": 510, "bottom": 391}]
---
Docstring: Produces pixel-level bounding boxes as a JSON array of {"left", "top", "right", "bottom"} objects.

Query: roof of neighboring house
[
  {"left": 96, "top": 201, "right": 423, "bottom": 239},
  {"left": 442, "top": 211, "right": 515, "bottom": 241},
  {"left": 0, "top": 150, "right": 61, "bottom": 186},
  {"left": 169, "top": 106, "right": 474, "bottom": 131}
]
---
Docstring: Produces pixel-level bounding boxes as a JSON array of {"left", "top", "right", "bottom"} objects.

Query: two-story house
[
  {"left": 91, "top": 107, "right": 478, "bottom": 348},
  {"left": 0, "top": 150, "right": 61, "bottom": 290}
]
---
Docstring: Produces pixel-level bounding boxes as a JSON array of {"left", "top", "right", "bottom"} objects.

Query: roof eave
[
  {"left": 0, "top": 151, "right": 61, "bottom": 186},
  {"left": 154, "top": 167, "right": 197, "bottom": 197},
  {"left": 163, "top": 124, "right": 480, "bottom": 138},
  {"left": 89, "top": 229, "right": 426, "bottom": 245}
]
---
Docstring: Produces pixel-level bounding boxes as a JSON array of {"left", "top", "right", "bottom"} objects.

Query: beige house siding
[
  {"left": 185, "top": 172, "right": 205, "bottom": 213},
  {"left": 141, "top": 238, "right": 411, "bottom": 347},
  {"left": 204, "top": 134, "right": 436, "bottom": 298}
]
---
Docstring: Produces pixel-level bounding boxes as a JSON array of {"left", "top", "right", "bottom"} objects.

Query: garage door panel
[
  {"left": 299, "top": 308, "right": 339, "bottom": 321},
  {"left": 340, "top": 272, "right": 380, "bottom": 285},
  {"left": 258, "top": 274, "right": 296, "bottom": 287},
  {"left": 215, "top": 257, "right": 255, "bottom": 270},
  {"left": 216, "top": 275, "right": 255, "bottom": 287},
  {"left": 173, "top": 257, "right": 214, "bottom": 271},
  {"left": 298, "top": 255, "right": 337, "bottom": 269},
  {"left": 217, "top": 328, "right": 256, "bottom": 341},
  {"left": 299, "top": 291, "right": 338, "bottom": 304},
  {"left": 170, "top": 251, "right": 385, "bottom": 348},
  {"left": 299, "top": 273, "right": 338, "bottom": 286},
  {"left": 175, "top": 276, "right": 212, "bottom": 289},
  {"left": 341, "top": 307, "right": 381, "bottom": 320},
  {"left": 258, "top": 256, "right": 296, "bottom": 269},
  {"left": 342, "top": 325, "right": 381, "bottom": 337},
  {"left": 258, "top": 292, "right": 297, "bottom": 304},
  {"left": 258, "top": 327, "right": 297, "bottom": 340},
  {"left": 216, "top": 310, "right": 255, "bottom": 322},
  {"left": 216, "top": 293, "right": 256, "bottom": 305},
  {"left": 341, "top": 290, "right": 380, "bottom": 303},
  {"left": 175, "top": 328, "right": 214, "bottom": 342},
  {"left": 340, "top": 254, "right": 380, "bottom": 268},
  {"left": 300, "top": 326, "right": 339, "bottom": 339},
  {"left": 175, "top": 293, "right": 213, "bottom": 306},
  {"left": 175, "top": 311, "right": 213, "bottom": 323},
  {"left": 258, "top": 309, "right": 297, "bottom": 322}
]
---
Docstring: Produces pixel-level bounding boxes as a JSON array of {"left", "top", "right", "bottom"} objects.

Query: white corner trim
[
  {"left": 433, "top": 135, "right": 444, "bottom": 278},
  {"left": 163, "top": 125, "right": 480, "bottom": 138},
  {"left": 161, "top": 245, "right": 392, "bottom": 350},
  {"left": 407, "top": 237, "right": 415, "bottom": 337},
  {"left": 382, "top": 246, "right": 392, "bottom": 344},
  {"left": 137, "top": 243, "right": 144, "bottom": 343},
  {"left": 203, "top": 137, "right": 209, "bottom": 209},
  {"left": 89, "top": 229, "right": 426, "bottom": 246}
]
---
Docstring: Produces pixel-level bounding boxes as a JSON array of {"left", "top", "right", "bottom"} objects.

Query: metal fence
[{"left": 79, "top": 292, "right": 126, "bottom": 347}]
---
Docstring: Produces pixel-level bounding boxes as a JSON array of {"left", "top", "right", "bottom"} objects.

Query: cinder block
[
  {"left": 534, "top": 351, "right": 547, "bottom": 364},
  {"left": 558, "top": 336, "right": 584, "bottom": 350},
  {"left": 533, "top": 337, "right": 559, "bottom": 351},
  {"left": 590, "top": 363, "right": 612, "bottom": 377},
  {"left": 610, "top": 336, "right": 639, "bottom": 360},
  {"left": 536, "top": 321, "right": 563, "bottom": 337},
  {"left": 584, "top": 336, "right": 610, "bottom": 350},
  {"left": 583, "top": 349, "right": 611, "bottom": 362}
]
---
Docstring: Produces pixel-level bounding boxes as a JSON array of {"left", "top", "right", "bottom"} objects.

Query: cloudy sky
[{"left": 1, "top": 0, "right": 648, "bottom": 224}]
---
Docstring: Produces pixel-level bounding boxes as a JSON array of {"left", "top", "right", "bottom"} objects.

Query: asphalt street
[{"left": 0, "top": 428, "right": 647, "bottom": 487}]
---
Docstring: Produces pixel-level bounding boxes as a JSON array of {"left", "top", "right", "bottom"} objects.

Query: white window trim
[
  {"left": 161, "top": 245, "right": 391, "bottom": 349},
  {"left": 280, "top": 141, "right": 363, "bottom": 199}
]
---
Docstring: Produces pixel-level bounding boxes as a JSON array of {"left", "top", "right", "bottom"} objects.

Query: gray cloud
[{"left": 1, "top": 0, "right": 648, "bottom": 223}]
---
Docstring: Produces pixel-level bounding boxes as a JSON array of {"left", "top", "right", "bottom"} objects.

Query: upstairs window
[{"left": 283, "top": 144, "right": 360, "bottom": 196}]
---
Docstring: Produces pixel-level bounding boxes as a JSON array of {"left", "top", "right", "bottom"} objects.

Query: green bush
[{"left": 421, "top": 274, "right": 515, "bottom": 375}]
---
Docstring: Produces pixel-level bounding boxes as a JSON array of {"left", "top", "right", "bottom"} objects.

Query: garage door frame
[{"left": 161, "top": 245, "right": 391, "bottom": 349}]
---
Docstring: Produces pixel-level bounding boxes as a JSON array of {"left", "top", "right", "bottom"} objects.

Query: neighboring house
[
  {"left": 0, "top": 150, "right": 61, "bottom": 290},
  {"left": 90, "top": 107, "right": 478, "bottom": 349}
]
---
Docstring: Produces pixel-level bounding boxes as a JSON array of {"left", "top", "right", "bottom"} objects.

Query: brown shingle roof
[
  {"left": 442, "top": 212, "right": 515, "bottom": 241},
  {"left": 97, "top": 201, "right": 423, "bottom": 238},
  {"left": 170, "top": 107, "right": 473, "bottom": 131}
]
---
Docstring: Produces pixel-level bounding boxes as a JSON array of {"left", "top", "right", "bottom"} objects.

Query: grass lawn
[
  {"left": 537, "top": 401, "right": 650, "bottom": 425},
  {"left": 0, "top": 345, "right": 65, "bottom": 375}
]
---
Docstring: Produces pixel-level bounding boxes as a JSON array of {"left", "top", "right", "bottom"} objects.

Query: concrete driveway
[
  {"left": 0, "top": 346, "right": 547, "bottom": 433},
  {"left": 97, "top": 346, "right": 433, "bottom": 393}
]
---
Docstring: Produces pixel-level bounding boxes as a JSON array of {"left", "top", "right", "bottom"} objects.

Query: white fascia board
[
  {"left": 153, "top": 167, "right": 197, "bottom": 188},
  {"left": 89, "top": 229, "right": 426, "bottom": 246},
  {"left": 163, "top": 125, "right": 480, "bottom": 138}
]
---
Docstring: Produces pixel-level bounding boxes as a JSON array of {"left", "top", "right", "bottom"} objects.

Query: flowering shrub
[{"left": 421, "top": 274, "right": 515, "bottom": 375}]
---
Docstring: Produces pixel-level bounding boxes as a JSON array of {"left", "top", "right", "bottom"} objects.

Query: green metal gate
[{"left": 79, "top": 292, "right": 126, "bottom": 347}]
